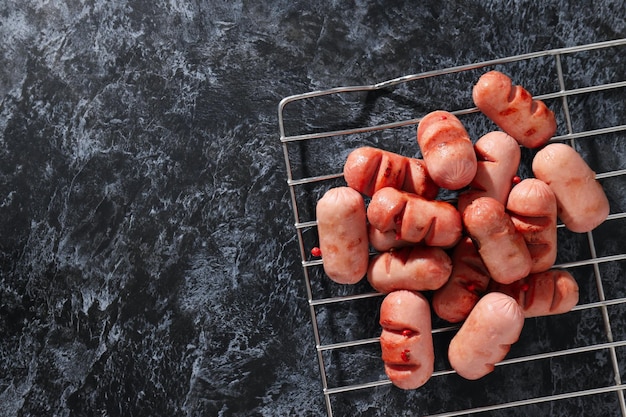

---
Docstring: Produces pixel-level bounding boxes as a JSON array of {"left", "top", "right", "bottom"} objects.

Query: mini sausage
[
  {"left": 417, "top": 110, "right": 477, "bottom": 190},
  {"left": 368, "top": 187, "right": 462, "bottom": 248},
  {"left": 472, "top": 70, "right": 557, "bottom": 148},
  {"left": 368, "top": 246, "right": 452, "bottom": 293},
  {"left": 379, "top": 290, "right": 434, "bottom": 389},
  {"left": 432, "top": 236, "right": 491, "bottom": 323},
  {"left": 456, "top": 131, "right": 521, "bottom": 214},
  {"left": 507, "top": 178, "right": 558, "bottom": 273},
  {"left": 532, "top": 143, "right": 610, "bottom": 233},
  {"left": 463, "top": 197, "right": 532, "bottom": 284},
  {"left": 343, "top": 147, "right": 439, "bottom": 199},
  {"left": 316, "top": 187, "right": 370, "bottom": 284},
  {"left": 489, "top": 269, "right": 579, "bottom": 318},
  {"left": 448, "top": 292, "right": 525, "bottom": 380}
]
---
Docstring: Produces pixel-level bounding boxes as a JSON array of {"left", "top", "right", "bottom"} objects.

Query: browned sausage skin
[
  {"left": 432, "top": 236, "right": 491, "bottom": 323},
  {"left": 532, "top": 143, "right": 610, "bottom": 233},
  {"left": 315, "top": 187, "right": 370, "bottom": 284},
  {"left": 367, "top": 187, "right": 462, "bottom": 248},
  {"left": 489, "top": 269, "right": 579, "bottom": 318},
  {"left": 368, "top": 246, "right": 452, "bottom": 293},
  {"left": 343, "top": 147, "right": 439, "bottom": 199},
  {"left": 506, "top": 178, "right": 558, "bottom": 273},
  {"left": 448, "top": 292, "right": 525, "bottom": 380},
  {"left": 463, "top": 197, "right": 532, "bottom": 284},
  {"left": 457, "top": 131, "right": 521, "bottom": 215},
  {"left": 417, "top": 110, "right": 477, "bottom": 190},
  {"left": 472, "top": 70, "right": 557, "bottom": 148},
  {"left": 379, "top": 290, "right": 434, "bottom": 389}
]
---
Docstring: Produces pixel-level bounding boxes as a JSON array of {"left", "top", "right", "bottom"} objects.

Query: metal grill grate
[{"left": 278, "top": 38, "right": 626, "bottom": 417}]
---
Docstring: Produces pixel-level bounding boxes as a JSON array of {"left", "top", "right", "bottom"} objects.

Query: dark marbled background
[{"left": 0, "top": 1, "right": 625, "bottom": 416}]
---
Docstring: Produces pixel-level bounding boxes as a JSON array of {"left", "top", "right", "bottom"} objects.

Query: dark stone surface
[{"left": 0, "top": 1, "right": 625, "bottom": 416}]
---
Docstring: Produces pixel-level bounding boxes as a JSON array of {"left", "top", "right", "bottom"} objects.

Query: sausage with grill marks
[
  {"left": 463, "top": 197, "right": 532, "bottom": 284},
  {"left": 457, "top": 131, "right": 521, "bottom": 215},
  {"left": 532, "top": 143, "right": 610, "bottom": 233},
  {"left": 507, "top": 178, "right": 558, "bottom": 273},
  {"left": 343, "top": 147, "right": 439, "bottom": 199},
  {"left": 417, "top": 110, "right": 477, "bottom": 190},
  {"left": 367, "top": 187, "right": 462, "bottom": 248},
  {"left": 368, "top": 245, "right": 452, "bottom": 293},
  {"left": 488, "top": 269, "right": 579, "bottom": 318},
  {"left": 432, "top": 236, "right": 491, "bottom": 323},
  {"left": 379, "top": 290, "right": 435, "bottom": 389},
  {"left": 472, "top": 70, "right": 557, "bottom": 148}
]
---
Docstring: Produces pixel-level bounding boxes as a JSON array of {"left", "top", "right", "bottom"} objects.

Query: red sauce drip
[
  {"left": 401, "top": 349, "right": 411, "bottom": 362},
  {"left": 521, "top": 283, "right": 530, "bottom": 291},
  {"left": 311, "top": 247, "right": 322, "bottom": 257},
  {"left": 401, "top": 329, "right": 412, "bottom": 337},
  {"left": 512, "top": 176, "right": 521, "bottom": 184}
]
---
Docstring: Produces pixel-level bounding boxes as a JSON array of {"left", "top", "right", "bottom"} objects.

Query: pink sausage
[
  {"left": 448, "top": 292, "right": 525, "bottom": 380},
  {"left": 506, "top": 178, "right": 558, "bottom": 273},
  {"left": 463, "top": 197, "right": 532, "bottom": 284},
  {"left": 472, "top": 70, "right": 557, "bottom": 148},
  {"left": 367, "top": 187, "right": 462, "bottom": 248},
  {"left": 379, "top": 290, "right": 434, "bottom": 389},
  {"left": 457, "top": 131, "right": 521, "bottom": 214},
  {"left": 532, "top": 143, "right": 610, "bottom": 233},
  {"left": 417, "top": 110, "right": 477, "bottom": 190},
  {"left": 367, "top": 246, "right": 452, "bottom": 293},
  {"left": 343, "top": 147, "right": 439, "bottom": 199},
  {"left": 432, "top": 236, "right": 491, "bottom": 323},
  {"left": 315, "top": 187, "right": 369, "bottom": 284},
  {"left": 489, "top": 269, "right": 579, "bottom": 318}
]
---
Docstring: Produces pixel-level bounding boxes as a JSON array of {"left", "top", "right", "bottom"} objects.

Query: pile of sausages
[{"left": 315, "top": 70, "right": 610, "bottom": 389}]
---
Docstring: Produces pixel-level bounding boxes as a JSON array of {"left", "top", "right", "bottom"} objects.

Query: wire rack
[{"left": 278, "top": 38, "right": 626, "bottom": 416}]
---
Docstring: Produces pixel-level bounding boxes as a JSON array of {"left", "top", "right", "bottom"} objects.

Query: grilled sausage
[
  {"left": 532, "top": 143, "right": 610, "bottom": 233},
  {"left": 417, "top": 110, "right": 477, "bottom": 190},
  {"left": 432, "top": 236, "right": 492, "bottom": 323},
  {"left": 368, "top": 187, "right": 462, "bottom": 248},
  {"left": 457, "top": 131, "right": 521, "bottom": 214},
  {"left": 463, "top": 197, "right": 532, "bottom": 284},
  {"left": 506, "top": 178, "right": 558, "bottom": 273},
  {"left": 488, "top": 269, "right": 579, "bottom": 318},
  {"left": 472, "top": 70, "right": 557, "bottom": 148},
  {"left": 316, "top": 187, "right": 369, "bottom": 284},
  {"left": 343, "top": 147, "right": 439, "bottom": 199},
  {"left": 448, "top": 292, "right": 525, "bottom": 380},
  {"left": 368, "top": 246, "right": 452, "bottom": 293},
  {"left": 379, "top": 290, "right": 435, "bottom": 389}
]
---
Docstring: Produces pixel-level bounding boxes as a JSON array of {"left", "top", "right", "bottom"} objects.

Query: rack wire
[{"left": 278, "top": 38, "right": 626, "bottom": 416}]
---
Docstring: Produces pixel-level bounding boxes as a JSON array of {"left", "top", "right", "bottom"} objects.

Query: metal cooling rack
[{"left": 278, "top": 38, "right": 626, "bottom": 417}]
